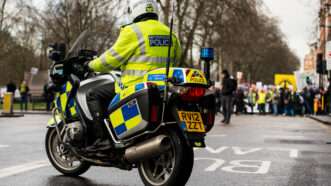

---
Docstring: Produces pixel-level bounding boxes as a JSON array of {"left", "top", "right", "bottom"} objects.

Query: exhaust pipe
[{"left": 125, "top": 135, "right": 171, "bottom": 163}]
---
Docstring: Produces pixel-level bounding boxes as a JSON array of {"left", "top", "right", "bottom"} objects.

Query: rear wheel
[
  {"left": 45, "top": 127, "right": 90, "bottom": 176},
  {"left": 138, "top": 129, "right": 194, "bottom": 186}
]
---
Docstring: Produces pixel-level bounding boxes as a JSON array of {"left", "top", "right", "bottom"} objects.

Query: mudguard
[{"left": 47, "top": 114, "right": 64, "bottom": 128}]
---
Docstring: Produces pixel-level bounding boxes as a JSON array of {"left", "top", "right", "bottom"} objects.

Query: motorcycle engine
[{"left": 65, "top": 121, "right": 84, "bottom": 144}]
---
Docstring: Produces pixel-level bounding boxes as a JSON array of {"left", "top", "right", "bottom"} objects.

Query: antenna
[{"left": 161, "top": 1, "right": 175, "bottom": 123}]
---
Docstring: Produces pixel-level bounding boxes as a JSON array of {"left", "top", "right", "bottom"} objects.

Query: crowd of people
[
  {"left": 216, "top": 70, "right": 329, "bottom": 124},
  {"left": 217, "top": 84, "right": 328, "bottom": 117}
]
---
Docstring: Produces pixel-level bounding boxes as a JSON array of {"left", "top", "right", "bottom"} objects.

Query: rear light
[
  {"left": 187, "top": 87, "right": 206, "bottom": 97},
  {"left": 180, "top": 87, "right": 206, "bottom": 101}
]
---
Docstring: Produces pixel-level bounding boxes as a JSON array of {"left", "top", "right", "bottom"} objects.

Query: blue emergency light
[{"left": 200, "top": 48, "right": 214, "bottom": 61}]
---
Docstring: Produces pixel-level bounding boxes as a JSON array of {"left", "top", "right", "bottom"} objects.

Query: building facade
[{"left": 304, "top": 47, "right": 317, "bottom": 72}]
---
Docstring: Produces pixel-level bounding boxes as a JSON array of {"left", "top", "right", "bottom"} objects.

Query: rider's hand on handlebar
[{"left": 84, "top": 61, "right": 96, "bottom": 78}]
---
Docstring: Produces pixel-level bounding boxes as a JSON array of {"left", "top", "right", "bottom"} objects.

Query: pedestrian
[
  {"left": 293, "top": 92, "right": 303, "bottom": 116},
  {"left": 302, "top": 87, "right": 312, "bottom": 115},
  {"left": 19, "top": 80, "right": 29, "bottom": 111},
  {"left": 271, "top": 88, "right": 280, "bottom": 115},
  {"left": 266, "top": 87, "right": 274, "bottom": 114},
  {"left": 221, "top": 70, "right": 236, "bottom": 124},
  {"left": 257, "top": 89, "right": 267, "bottom": 115},
  {"left": 6, "top": 81, "right": 16, "bottom": 94},
  {"left": 235, "top": 87, "right": 246, "bottom": 114},
  {"left": 278, "top": 88, "right": 285, "bottom": 115},
  {"left": 247, "top": 87, "right": 257, "bottom": 114},
  {"left": 284, "top": 89, "right": 294, "bottom": 116},
  {"left": 308, "top": 87, "right": 315, "bottom": 114}
]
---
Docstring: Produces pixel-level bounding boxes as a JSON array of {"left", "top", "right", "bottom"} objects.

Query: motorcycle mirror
[
  {"left": 48, "top": 51, "right": 62, "bottom": 62},
  {"left": 47, "top": 43, "right": 66, "bottom": 62}
]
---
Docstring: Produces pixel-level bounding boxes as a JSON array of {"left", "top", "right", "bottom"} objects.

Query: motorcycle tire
[
  {"left": 45, "top": 127, "right": 90, "bottom": 176},
  {"left": 138, "top": 128, "right": 194, "bottom": 186}
]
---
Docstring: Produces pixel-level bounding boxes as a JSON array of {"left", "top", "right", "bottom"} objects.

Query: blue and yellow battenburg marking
[
  {"left": 143, "top": 68, "right": 207, "bottom": 86},
  {"left": 110, "top": 68, "right": 207, "bottom": 110},
  {"left": 109, "top": 99, "right": 143, "bottom": 136},
  {"left": 55, "top": 82, "right": 78, "bottom": 119},
  {"left": 110, "top": 83, "right": 148, "bottom": 108}
]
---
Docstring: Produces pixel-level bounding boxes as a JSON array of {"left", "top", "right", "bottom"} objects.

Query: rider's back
[
  {"left": 120, "top": 20, "right": 182, "bottom": 87},
  {"left": 90, "top": 19, "right": 182, "bottom": 88}
]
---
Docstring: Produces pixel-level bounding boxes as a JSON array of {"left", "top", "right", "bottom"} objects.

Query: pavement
[
  {"left": 1, "top": 114, "right": 331, "bottom": 185},
  {"left": 0, "top": 110, "right": 51, "bottom": 117},
  {"left": 309, "top": 115, "right": 331, "bottom": 125}
]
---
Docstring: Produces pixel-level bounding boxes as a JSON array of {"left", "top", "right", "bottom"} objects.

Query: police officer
[{"left": 88, "top": 0, "right": 182, "bottom": 148}]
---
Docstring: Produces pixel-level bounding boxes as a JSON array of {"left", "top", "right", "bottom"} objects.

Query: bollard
[
  {"left": 3, "top": 93, "right": 13, "bottom": 114},
  {"left": 0, "top": 93, "right": 23, "bottom": 117},
  {"left": 314, "top": 98, "right": 318, "bottom": 115}
]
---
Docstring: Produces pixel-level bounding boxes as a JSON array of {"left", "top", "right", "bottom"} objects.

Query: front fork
[{"left": 49, "top": 108, "right": 66, "bottom": 144}]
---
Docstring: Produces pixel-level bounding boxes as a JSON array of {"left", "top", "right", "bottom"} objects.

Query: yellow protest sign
[
  {"left": 274, "top": 74, "right": 297, "bottom": 90},
  {"left": 3, "top": 93, "right": 13, "bottom": 114}
]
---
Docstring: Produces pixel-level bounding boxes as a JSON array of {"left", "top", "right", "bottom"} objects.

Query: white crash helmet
[{"left": 128, "top": 0, "right": 159, "bottom": 23}]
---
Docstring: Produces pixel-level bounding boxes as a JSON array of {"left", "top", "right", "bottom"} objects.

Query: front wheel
[
  {"left": 138, "top": 129, "right": 194, "bottom": 186},
  {"left": 45, "top": 127, "right": 90, "bottom": 176}
]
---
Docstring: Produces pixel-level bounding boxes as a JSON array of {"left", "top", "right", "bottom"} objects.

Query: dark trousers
[
  {"left": 222, "top": 95, "right": 233, "bottom": 123},
  {"left": 87, "top": 82, "right": 115, "bottom": 140},
  {"left": 268, "top": 102, "right": 273, "bottom": 114},
  {"left": 248, "top": 103, "right": 255, "bottom": 114},
  {"left": 20, "top": 94, "right": 28, "bottom": 111},
  {"left": 258, "top": 104, "right": 265, "bottom": 114}
]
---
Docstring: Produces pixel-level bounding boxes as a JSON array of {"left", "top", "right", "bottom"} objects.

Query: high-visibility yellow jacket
[
  {"left": 89, "top": 19, "right": 182, "bottom": 87},
  {"left": 19, "top": 84, "right": 29, "bottom": 94},
  {"left": 257, "top": 91, "right": 266, "bottom": 104}
]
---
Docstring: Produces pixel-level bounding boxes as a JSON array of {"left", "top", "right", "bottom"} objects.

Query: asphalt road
[{"left": 1, "top": 114, "right": 331, "bottom": 186}]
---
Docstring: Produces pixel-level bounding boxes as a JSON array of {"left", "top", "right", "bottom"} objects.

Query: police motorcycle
[{"left": 45, "top": 30, "right": 216, "bottom": 186}]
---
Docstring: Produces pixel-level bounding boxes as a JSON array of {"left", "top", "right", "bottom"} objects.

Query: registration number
[{"left": 178, "top": 111, "right": 205, "bottom": 133}]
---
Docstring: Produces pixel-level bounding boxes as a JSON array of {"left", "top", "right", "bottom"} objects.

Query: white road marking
[
  {"left": 208, "top": 134, "right": 227, "bottom": 138},
  {"left": 0, "top": 160, "right": 50, "bottom": 179},
  {"left": 195, "top": 158, "right": 226, "bottom": 172},
  {"left": 0, "top": 145, "right": 9, "bottom": 148},
  {"left": 195, "top": 158, "right": 271, "bottom": 174},
  {"left": 197, "top": 145, "right": 300, "bottom": 158},
  {"left": 267, "top": 148, "right": 299, "bottom": 158},
  {"left": 203, "top": 146, "right": 229, "bottom": 154},
  {"left": 232, "top": 147, "right": 262, "bottom": 155},
  {"left": 264, "top": 135, "right": 306, "bottom": 139},
  {"left": 222, "top": 160, "right": 271, "bottom": 174}
]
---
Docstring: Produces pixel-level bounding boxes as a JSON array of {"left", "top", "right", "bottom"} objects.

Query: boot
[
  {"left": 86, "top": 97, "right": 112, "bottom": 151},
  {"left": 86, "top": 120, "right": 112, "bottom": 152}
]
